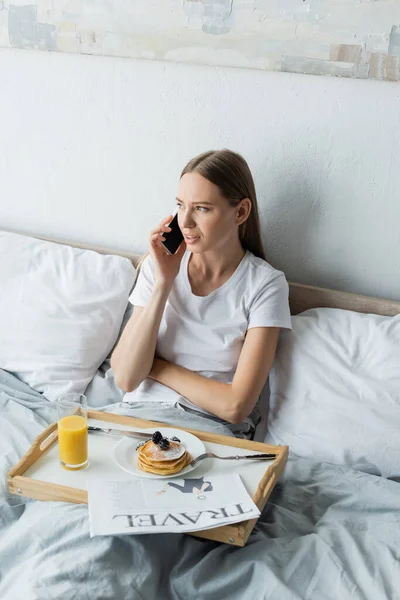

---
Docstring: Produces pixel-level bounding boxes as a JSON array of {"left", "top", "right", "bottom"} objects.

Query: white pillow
[
  {"left": 0, "top": 232, "right": 136, "bottom": 402},
  {"left": 266, "top": 308, "right": 400, "bottom": 477}
]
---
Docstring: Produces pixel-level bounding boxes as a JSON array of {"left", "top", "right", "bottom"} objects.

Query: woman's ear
[{"left": 236, "top": 198, "right": 252, "bottom": 225}]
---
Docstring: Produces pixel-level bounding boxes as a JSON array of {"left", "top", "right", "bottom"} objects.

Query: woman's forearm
[
  {"left": 111, "top": 284, "right": 171, "bottom": 392},
  {"left": 149, "top": 328, "right": 279, "bottom": 425},
  {"left": 149, "top": 359, "right": 247, "bottom": 424}
]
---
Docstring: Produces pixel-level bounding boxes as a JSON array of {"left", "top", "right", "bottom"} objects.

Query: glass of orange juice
[{"left": 57, "top": 393, "right": 88, "bottom": 470}]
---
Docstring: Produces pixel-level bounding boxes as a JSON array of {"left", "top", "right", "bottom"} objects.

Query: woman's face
[{"left": 176, "top": 172, "right": 244, "bottom": 254}]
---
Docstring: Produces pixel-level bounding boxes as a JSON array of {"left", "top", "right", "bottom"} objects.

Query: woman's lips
[{"left": 184, "top": 235, "right": 200, "bottom": 244}]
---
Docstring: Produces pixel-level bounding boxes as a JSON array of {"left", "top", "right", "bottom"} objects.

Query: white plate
[{"left": 113, "top": 428, "right": 206, "bottom": 479}]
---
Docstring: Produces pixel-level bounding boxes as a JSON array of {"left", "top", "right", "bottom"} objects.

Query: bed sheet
[{"left": 1, "top": 369, "right": 399, "bottom": 600}]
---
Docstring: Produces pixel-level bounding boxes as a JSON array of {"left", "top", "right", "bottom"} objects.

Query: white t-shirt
[{"left": 124, "top": 251, "right": 292, "bottom": 428}]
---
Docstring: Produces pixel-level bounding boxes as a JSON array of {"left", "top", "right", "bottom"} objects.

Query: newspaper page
[{"left": 88, "top": 473, "right": 260, "bottom": 536}]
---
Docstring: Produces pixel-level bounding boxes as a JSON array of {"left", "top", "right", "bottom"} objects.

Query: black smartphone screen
[{"left": 161, "top": 213, "right": 184, "bottom": 255}]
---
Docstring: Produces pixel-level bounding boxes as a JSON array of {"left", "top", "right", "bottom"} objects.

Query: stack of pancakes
[{"left": 137, "top": 439, "right": 192, "bottom": 475}]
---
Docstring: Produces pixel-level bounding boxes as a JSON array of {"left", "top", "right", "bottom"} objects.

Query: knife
[{"left": 88, "top": 426, "right": 153, "bottom": 440}]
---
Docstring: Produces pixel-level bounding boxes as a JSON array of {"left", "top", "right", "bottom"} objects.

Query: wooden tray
[{"left": 7, "top": 410, "right": 288, "bottom": 547}]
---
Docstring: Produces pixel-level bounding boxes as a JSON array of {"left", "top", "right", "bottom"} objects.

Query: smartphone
[{"left": 161, "top": 213, "right": 184, "bottom": 255}]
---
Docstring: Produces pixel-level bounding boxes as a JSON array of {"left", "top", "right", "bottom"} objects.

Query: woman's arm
[
  {"left": 111, "top": 216, "right": 186, "bottom": 392},
  {"left": 149, "top": 326, "right": 280, "bottom": 424},
  {"left": 110, "top": 285, "right": 171, "bottom": 392}
]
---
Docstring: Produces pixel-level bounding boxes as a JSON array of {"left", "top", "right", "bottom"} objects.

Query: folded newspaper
[{"left": 88, "top": 473, "right": 260, "bottom": 536}]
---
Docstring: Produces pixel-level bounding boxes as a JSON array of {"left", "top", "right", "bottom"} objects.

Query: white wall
[{"left": 1, "top": 47, "right": 399, "bottom": 300}]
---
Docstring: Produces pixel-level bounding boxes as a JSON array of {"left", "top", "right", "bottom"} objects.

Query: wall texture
[
  {"left": 0, "top": 1, "right": 400, "bottom": 80},
  {"left": 0, "top": 47, "right": 399, "bottom": 301}
]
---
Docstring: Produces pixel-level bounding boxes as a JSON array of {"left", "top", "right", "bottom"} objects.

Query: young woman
[{"left": 111, "top": 149, "right": 292, "bottom": 438}]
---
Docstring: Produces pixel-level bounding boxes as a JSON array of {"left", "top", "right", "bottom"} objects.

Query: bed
[{"left": 1, "top": 229, "right": 399, "bottom": 600}]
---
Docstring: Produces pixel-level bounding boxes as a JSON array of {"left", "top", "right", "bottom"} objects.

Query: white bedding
[
  {"left": 1, "top": 368, "right": 400, "bottom": 600},
  {"left": 266, "top": 308, "right": 400, "bottom": 477},
  {"left": 0, "top": 232, "right": 136, "bottom": 402}
]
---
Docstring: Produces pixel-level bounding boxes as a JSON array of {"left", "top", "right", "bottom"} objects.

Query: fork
[{"left": 189, "top": 452, "right": 277, "bottom": 468}]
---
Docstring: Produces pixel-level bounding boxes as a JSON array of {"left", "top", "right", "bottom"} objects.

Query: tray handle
[
  {"left": 7, "top": 422, "right": 58, "bottom": 480},
  {"left": 40, "top": 429, "right": 59, "bottom": 452},
  {"left": 262, "top": 472, "right": 276, "bottom": 498}
]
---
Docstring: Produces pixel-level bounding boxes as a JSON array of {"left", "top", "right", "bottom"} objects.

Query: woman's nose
[{"left": 180, "top": 211, "right": 196, "bottom": 228}]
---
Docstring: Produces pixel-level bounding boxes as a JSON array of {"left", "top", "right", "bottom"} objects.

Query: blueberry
[
  {"left": 152, "top": 431, "right": 163, "bottom": 445},
  {"left": 159, "top": 438, "right": 170, "bottom": 450}
]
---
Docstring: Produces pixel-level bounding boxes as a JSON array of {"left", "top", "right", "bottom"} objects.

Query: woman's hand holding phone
[{"left": 149, "top": 215, "right": 186, "bottom": 286}]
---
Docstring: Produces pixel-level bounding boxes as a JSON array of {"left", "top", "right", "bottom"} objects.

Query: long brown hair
[{"left": 181, "top": 149, "right": 266, "bottom": 260}]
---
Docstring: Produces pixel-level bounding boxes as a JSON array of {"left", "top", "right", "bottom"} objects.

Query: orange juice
[{"left": 58, "top": 415, "right": 88, "bottom": 470}]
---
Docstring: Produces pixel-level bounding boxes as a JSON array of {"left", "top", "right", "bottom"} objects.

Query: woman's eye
[
  {"left": 176, "top": 204, "right": 184, "bottom": 210},
  {"left": 196, "top": 206, "right": 209, "bottom": 212}
]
